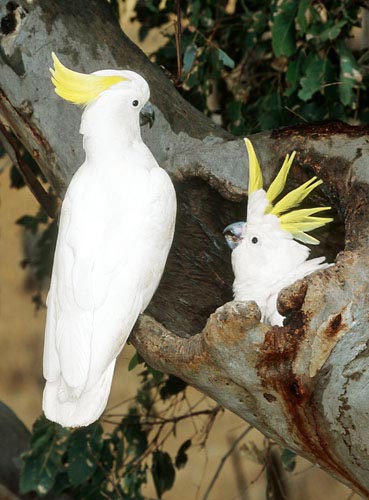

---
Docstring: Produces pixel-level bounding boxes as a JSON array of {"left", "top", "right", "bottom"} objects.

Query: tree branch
[
  {"left": 0, "top": 119, "right": 59, "bottom": 218},
  {"left": 202, "top": 425, "right": 253, "bottom": 500},
  {"left": 1, "top": 1, "right": 369, "bottom": 496}
]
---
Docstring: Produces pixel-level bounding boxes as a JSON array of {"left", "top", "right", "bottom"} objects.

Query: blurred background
[{"left": 1, "top": 0, "right": 368, "bottom": 498}]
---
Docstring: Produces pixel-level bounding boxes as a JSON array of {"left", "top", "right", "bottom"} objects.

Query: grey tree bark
[{"left": 1, "top": 0, "right": 369, "bottom": 497}]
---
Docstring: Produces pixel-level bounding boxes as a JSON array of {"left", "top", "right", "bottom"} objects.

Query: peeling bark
[{"left": 1, "top": 0, "right": 369, "bottom": 496}]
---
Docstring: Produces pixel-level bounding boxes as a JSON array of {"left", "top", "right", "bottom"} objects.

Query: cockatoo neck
[
  {"left": 232, "top": 232, "right": 310, "bottom": 295},
  {"left": 80, "top": 98, "right": 142, "bottom": 164}
]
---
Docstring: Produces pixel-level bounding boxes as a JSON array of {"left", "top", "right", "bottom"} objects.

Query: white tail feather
[{"left": 42, "top": 360, "right": 116, "bottom": 427}]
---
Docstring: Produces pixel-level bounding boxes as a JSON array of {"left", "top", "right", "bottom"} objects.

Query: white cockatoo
[
  {"left": 43, "top": 54, "right": 176, "bottom": 427},
  {"left": 224, "top": 139, "right": 332, "bottom": 326}
]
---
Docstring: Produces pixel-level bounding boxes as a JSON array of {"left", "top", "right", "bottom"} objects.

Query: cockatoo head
[
  {"left": 224, "top": 139, "right": 333, "bottom": 284},
  {"left": 50, "top": 53, "right": 154, "bottom": 139}
]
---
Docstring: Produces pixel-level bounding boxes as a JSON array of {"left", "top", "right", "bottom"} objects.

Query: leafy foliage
[
  {"left": 175, "top": 438, "right": 191, "bottom": 469},
  {"left": 20, "top": 358, "right": 221, "bottom": 499},
  {"left": 133, "top": 0, "right": 365, "bottom": 134},
  {"left": 15, "top": 209, "right": 58, "bottom": 308},
  {"left": 20, "top": 417, "right": 70, "bottom": 496}
]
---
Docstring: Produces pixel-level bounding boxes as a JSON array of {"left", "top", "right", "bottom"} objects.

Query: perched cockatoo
[
  {"left": 224, "top": 139, "right": 332, "bottom": 326},
  {"left": 43, "top": 54, "right": 176, "bottom": 427}
]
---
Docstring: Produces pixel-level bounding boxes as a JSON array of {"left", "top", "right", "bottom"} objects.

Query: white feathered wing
[{"left": 43, "top": 147, "right": 176, "bottom": 427}]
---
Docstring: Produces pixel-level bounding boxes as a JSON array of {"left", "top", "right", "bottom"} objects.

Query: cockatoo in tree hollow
[
  {"left": 43, "top": 54, "right": 176, "bottom": 427},
  {"left": 224, "top": 139, "right": 332, "bottom": 326}
]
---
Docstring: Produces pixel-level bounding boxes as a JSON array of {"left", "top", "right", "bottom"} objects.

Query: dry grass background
[{"left": 0, "top": 3, "right": 361, "bottom": 498}]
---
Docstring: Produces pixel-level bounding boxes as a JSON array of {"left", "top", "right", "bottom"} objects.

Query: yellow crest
[
  {"left": 50, "top": 53, "right": 128, "bottom": 106},
  {"left": 244, "top": 138, "right": 333, "bottom": 245},
  {"left": 245, "top": 138, "right": 263, "bottom": 194}
]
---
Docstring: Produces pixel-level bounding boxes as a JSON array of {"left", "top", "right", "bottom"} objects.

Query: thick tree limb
[
  {"left": 1, "top": 1, "right": 369, "bottom": 497},
  {"left": 0, "top": 119, "right": 58, "bottom": 217}
]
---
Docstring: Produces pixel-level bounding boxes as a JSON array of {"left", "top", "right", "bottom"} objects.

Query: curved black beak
[
  {"left": 223, "top": 221, "right": 246, "bottom": 250},
  {"left": 140, "top": 101, "right": 155, "bottom": 128}
]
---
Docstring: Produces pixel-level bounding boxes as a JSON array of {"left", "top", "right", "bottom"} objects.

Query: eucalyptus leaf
[
  {"left": 296, "top": 0, "right": 310, "bottom": 34},
  {"left": 320, "top": 20, "right": 346, "bottom": 41},
  {"left": 160, "top": 375, "right": 187, "bottom": 400},
  {"left": 128, "top": 351, "right": 144, "bottom": 371},
  {"left": 175, "top": 439, "right": 192, "bottom": 469},
  {"left": 183, "top": 44, "right": 197, "bottom": 74},
  {"left": 281, "top": 448, "right": 297, "bottom": 472},
  {"left": 338, "top": 40, "right": 361, "bottom": 107},
  {"left": 272, "top": 0, "right": 298, "bottom": 57},
  {"left": 67, "top": 425, "right": 102, "bottom": 486},
  {"left": 20, "top": 417, "right": 70, "bottom": 496},
  {"left": 151, "top": 450, "right": 176, "bottom": 497},
  {"left": 286, "top": 56, "right": 302, "bottom": 96},
  {"left": 218, "top": 48, "right": 235, "bottom": 69},
  {"left": 298, "top": 55, "right": 327, "bottom": 101}
]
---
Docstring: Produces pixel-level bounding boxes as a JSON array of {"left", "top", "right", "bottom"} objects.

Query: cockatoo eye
[
  {"left": 251, "top": 236, "right": 259, "bottom": 245},
  {"left": 132, "top": 100, "right": 139, "bottom": 107}
]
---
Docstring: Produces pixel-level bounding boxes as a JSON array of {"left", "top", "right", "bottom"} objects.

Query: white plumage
[
  {"left": 43, "top": 55, "right": 176, "bottom": 427},
  {"left": 224, "top": 139, "right": 332, "bottom": 326}
]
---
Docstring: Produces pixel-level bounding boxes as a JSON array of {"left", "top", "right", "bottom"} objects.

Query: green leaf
[
  {"left": 20, "top": 416, "right": 70, "bottom": 496},
  {"left": 147, "top": 365, "right": 164, "bottom": 383},
  {"left": 218, "top": 48, "right": 235, "bottom": 69},
  {"left": 226, "top": 100, "right": 243, "bottom": 128},
  {"left": 281, "top": 448, "right": 297, "bottom": 471},
  {"left": 338, "top": 40, "right": 361, "bottom": 107},
  {"left": 33, "top": 219, "right": 58, "bottom": 282},
  {"left": 299, "top": 100, "right": 328, "bottom": 121},
  {"left": 175, "top": 439, "right": 191, "bottom": 469},
  {"left": 200, "top": 6, "right": 214, "bottom": 29},
  {"left": 257, "top": 92, "right": 283, "bottom": 131},
  {"left": 52, "top": 472, "right": 70, "bottom": 495},
  {"left": 123, "top": 464, "right": 147, "bottom": 500},
  {"left": 99, "top": 439, "right": 114, "bottom": 471},
  {"left": 128, "top": 351, "right": 144, "bottom": 371},
  {"left": 122, "top": 412, "right": 148, "bottom": 456},
  {"left": 137, "top": 387, "right": 153, "bottom": 411},
  {"left": 140, "top": 0, "right": 159, "bottom": 14},
  {"left": 115, "top": 438, "right": 124, "bottom": 473},
  {"left": 285, "top": 56, "right": 302, "bottom": 96},
  {"left": 151, "top": 451, "right": 175, "bottom": 497},
  {"left": 272, "top": 0, "right": 298, "bottom": 57},
  {"left": 183, "top": 44, "right": 197, "bottom": 74},
  {"left": 10, "top": 165, "right": 25, "bottom": 189},
  {"left": 110, "top": 426, "right": 124, "bottom": 475},
  {"left": 160, "top": 375, "right": 187, "bottom": 400},
  {"left": 320, "top": 20, "right": 346, "bottom": 42},
  {"left": 296, "top": 0, "right": 311, "bottom": 34},
  {"left": 298, "top": 54, "right": 327, "bottom": 101},
  {"left": 67, "top": 425, "right": 102, "bottom": 486},
  {"left": 16, "top": 211, "right": 47, "bottom": 234},
  {"left": 189, "top": 0, "right": 201, "bottom": 27},
  {"left": 186, "top": 72, "right": 200, "bottom": 88}
]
